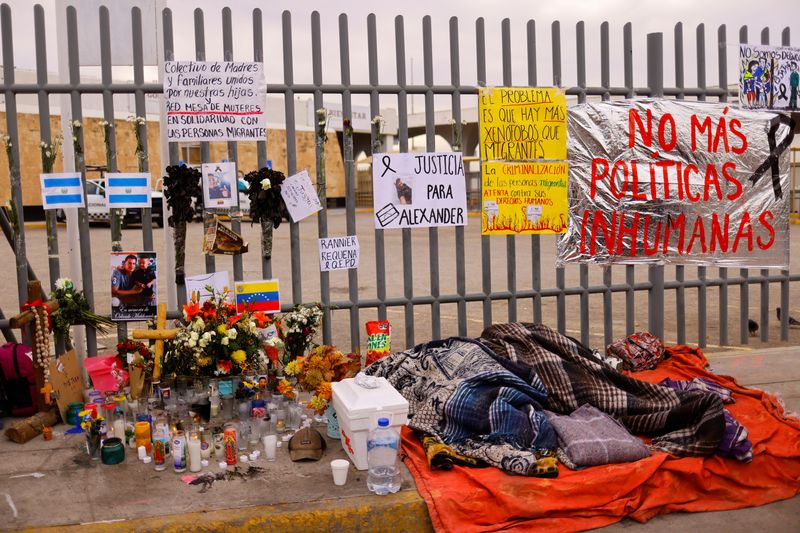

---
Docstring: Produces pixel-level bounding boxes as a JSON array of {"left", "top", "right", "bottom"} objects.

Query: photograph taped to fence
[
  {"left": 558, "top": 99, "right": 794, "bottom": 268},
  {"left": 372, "top": 152, "right": 468, "bottom": 229},
  {"left": 110, "top": 252, "right": 157, "bottom": 321},
  {"left": 738, "top": 44, "right": 800, "bottom": 111},
  {"left": 40, "top": 173, "right": 84, "bottom": 210},
  {"left": 202, "top": 162, "right": 237, "bottom": 209}
]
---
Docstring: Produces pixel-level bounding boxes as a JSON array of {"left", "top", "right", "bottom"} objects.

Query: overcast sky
[{"left": 2, "top": 0, "right": 798, "bottom": 112}]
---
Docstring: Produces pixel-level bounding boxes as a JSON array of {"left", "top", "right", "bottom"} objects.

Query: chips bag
[{"left": 365, "top": 320, "right": 391, "bottom": 366}]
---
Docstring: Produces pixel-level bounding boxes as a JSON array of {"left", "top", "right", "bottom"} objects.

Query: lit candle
[{"left": 188, "top": 432, "right": 202, "bottom": 473}]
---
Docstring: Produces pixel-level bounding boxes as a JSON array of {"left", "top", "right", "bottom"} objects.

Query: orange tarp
[{"left": 401, "top": 346, "right": 800, "bottom": 532}]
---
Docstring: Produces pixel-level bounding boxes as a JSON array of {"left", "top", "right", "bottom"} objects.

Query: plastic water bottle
[{"left": 367, "top": 417, "right": 401, "bottom": 495}]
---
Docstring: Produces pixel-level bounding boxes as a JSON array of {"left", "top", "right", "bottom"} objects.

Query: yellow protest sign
[
  {"left": 478, "top": 87, "right": 567, "bottom": 162},
  {"left": 481, "top": 161, "right": 568, "bottom": 234}
]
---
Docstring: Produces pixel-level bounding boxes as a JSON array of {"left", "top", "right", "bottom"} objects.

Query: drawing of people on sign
[
  {"left": 202, "top": 161, "right": 237, "bottom": 209},
  {"left": 394, "top": 177, "right": 413, "bottom": 204},
  {"left": 790, "top": 62, "right": 799, "bottom": 110}
]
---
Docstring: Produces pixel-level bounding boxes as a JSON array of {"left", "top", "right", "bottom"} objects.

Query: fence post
[{"left": 646, "top": 32, "right": 665, "bottom": 341}]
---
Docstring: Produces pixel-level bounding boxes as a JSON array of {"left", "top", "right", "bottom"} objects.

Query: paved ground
[
  {"left": 1, "top": 346, "right": 797, "bottom": 532},
  {"left": 4, "top": 212, "right": 800, "bottom": 355}
]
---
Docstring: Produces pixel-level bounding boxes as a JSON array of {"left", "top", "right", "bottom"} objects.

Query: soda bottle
[{"left": 366, "top": 417, "right": 401, "bottom": 495}]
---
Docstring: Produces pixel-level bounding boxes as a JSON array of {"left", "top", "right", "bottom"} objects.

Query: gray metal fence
[{"left": 0, "top": 4, "right": 798, "bottom": 357}]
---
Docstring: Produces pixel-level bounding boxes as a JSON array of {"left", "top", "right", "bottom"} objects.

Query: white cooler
[{"left": 331, "top": 376, "right": 409, "bottom": 470}]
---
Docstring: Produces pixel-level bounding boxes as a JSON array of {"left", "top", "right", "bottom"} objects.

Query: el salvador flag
[
  {"left": 40, "top": 173, "right": 85, "bottom": 209},
  {"left": 105, "top": 173, "right": 152, "bottom": 208}
]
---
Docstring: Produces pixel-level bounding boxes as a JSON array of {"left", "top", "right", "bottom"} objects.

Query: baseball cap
[{"left": 288, "top": 427, "right": 327, "bottom": 461}]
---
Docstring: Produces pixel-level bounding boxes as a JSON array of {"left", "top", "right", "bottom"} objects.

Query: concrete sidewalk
[{"left": 1, "top": 346, "right": 798, "bottom": 532}]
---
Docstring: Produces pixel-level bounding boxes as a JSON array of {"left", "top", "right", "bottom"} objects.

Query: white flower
[
  {"left": 188, "top": 339, "right": 197, "bottom": 348},
  {"left": 372, "top": 115, "right": 384, "bottom": 125},
  {"left": 199, "top": 338, "right": 209, "bottom": 348},
  {"left": 137, "top": 117, "right": 146, "bottom": 125},
  {"left": 190, "top": 331, "right": 199, "bottom": 341},
  {"left": 192, "top": 318, "right": 205, "bottom": 332},
  {"left": 40, "top": 141, "right": 47, "bottom": 148},
  {"left": 45, "top": 150, "right": 51, "bottom": 158},
  {"left": 55, "top": 277, "right": 72, "bottom": 290},
  {"left": 71, "top": 120, "right": 82, "bottom": 128},
  {"left": 221, "top": 337, "right": 229, "bottom": 346},
  {"left": 202, "top": 331, "right": 213, "bottom": 340},
  {"left": 260, "top": 178, "right": 271, "bottom": 190},
  {"left": 126, "top": 115, "right": 135, "bottom": 123},
  {"left": 227, "top": 328, "right": 238, "bottom": 339},
  {"left": 72, "top": 136, "right": 78, "bottom": 142}
]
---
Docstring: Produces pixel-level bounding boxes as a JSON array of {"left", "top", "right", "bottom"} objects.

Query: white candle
[
  {"left": 188, "top": 437, "right": 202, "bottom": 473},
  {"left": 263, "top": 435, "right": 277, "bottom": 461},
  {"left": 113, "top": 419, "right": 125, "bottom": 440},
  {"left": 137, "top": 445, "right": 147, "bottom": 460}
]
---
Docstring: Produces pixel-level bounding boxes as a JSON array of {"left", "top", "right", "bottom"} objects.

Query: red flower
[
  {"left": 252, "top": 311, "right": 272, "bottom": 328},
  {"left": 201, "top": 301, "right": 217, "bottom": 320},
  {"left": 217, "top": 360, "right": 233, "bottom": 374},
  {"left": 265, "top": 345, "right": 280, "bottom": 366},
  {"left": 183, "top": 301, "right": 201, "bottom": 321}
]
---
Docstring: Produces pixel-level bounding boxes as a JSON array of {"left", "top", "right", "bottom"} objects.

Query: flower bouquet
[
  {"left": 115, "top": 339, "right": 153, "bottom": 399},
  {"left": 242, "top": 167, "right": 290, "bottom": 259},
  {"left": 50, "top": 278, "right": 114, "bottom": 351},
  {"left": 279, "top": 304, "right": 325, "bottom": 363},
  {"left": 283, "top": 345, "right": 360, "bottom": 415},
  {"left": 161, "top": 290, "right": 272, "bottom": 378}
]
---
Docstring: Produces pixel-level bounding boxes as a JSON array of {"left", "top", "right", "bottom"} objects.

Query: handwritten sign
[
  {"left": 281, "top": 170, "right": 322, "bottom": 222},
  {"left": 739, "top": 44, "right": 800, "bottom": 110},
  {"left": 373, "top": 152, "right": 467, "bottom": 229},
  {"left": 319, "top": 236, "right": 360, "bottom": 271},
  {"left": 481, "top": 161, "right": 568, "bottom": 234},
  {"left": 163, "top": 61, "right": 266, "bottom": 142},
  {"left": 557, "top": 99, "right": 793, "bottom": 268},
  {"left": 49, "top": 350, "right": 85, "bottom": 423},
  {"left": 185, "top": 271, "right": 230, "bottom": 303},
  {"left": 478, "top": 87, "right": 567, "bottom": 162}
]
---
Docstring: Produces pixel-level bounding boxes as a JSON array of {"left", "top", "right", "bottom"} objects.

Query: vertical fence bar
[
  {"left": 450, "top": 16, "right": 467, "bottom": 337},
  {"left": 339, "top": 14, "right": 361, "bottom": 351},
  {"left": 222, "top": 8, "right": 243, "bottom": 284},
  {"left": 476, "top": 17, "right": 492, "bottom": 328},
  {"left": 527, "top": 20, "right": 542, "bottom": 325},
  {"left": 780, "top": 27, "right": 790, "bottom": 342},
  {"left": 552, "top": 21, "right": 565, "bottom": 334},
  {"left": 252, "top": 9, "right": 271, "bottom": 279},
  {"left": 423, "top": 15, "right": 442, "bottom": 339},
  {"left": 623, "top": 22, "right": 635, "bottom": 336},
  {"left": 193, "top": 9, "right": 215, "bottom": 277},
  {"left": 500, "top": 18, "right": 517, "bottom": 325},
  {"left": 311, "top": 11, "right": 332, "bottom": 344},
  {"left": 759, "top": 26, "right": 770, "bottom": 342},
  {"left": 395, "top": 16, "right": 415, "bottom": 348},
  {"left": 99, "top": 5, "right": 127, "bottom": 342},
  {"left": 674, "top": 22, "right": 686, "bottom": 344},
  {"left": 162, "top": 9, "right": 181, "bottom": 311},
  {"left": 282, "top": 11, "right": 301, "bottom": 305},
  {"left": 696, "top": 23, "right": 707, "bottom": 347},
  {"left": 600, "top": 21, "right": 613, "bottom": 347},
  {"left": 717, "top": 24, "right": 729, "bottom": 347},
  {"left": 131, "top": 7, "right": 153, "bottom": 252},
  {"left": 67, "top": 6, "right": 98, "bottom": 356},
  {"left": 1, "top": 4, "right": 28, "bottom": 310},
  {"left": 34, "top": 5, "right": 61, "bottom": 296},
  {"left": 646, "top": 32, "right": 665, "bottom": 341},
  {"left": 576, "top": 21, "right": 590, "bottom": 346},
  {"left": 738, "top": 25, "right": 750, "bottom": 344}
]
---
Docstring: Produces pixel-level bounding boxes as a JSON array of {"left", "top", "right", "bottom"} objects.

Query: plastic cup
[
  {"left": 262, "top": 435, "right": 277, "bottom": 461},
  {"left": 330, "top": 459, "right": 350, "bottom": 486}
]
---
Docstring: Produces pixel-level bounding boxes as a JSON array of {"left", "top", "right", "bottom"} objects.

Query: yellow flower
[
  {"left": 284, "top": 359, "right": 301, "bottom": 376},
  {"left": 277, "top": 378, "right": 296, "bottom": 400},
  {"left": 309, "top": 394, "right": 329, "bottom": 415},
  {"left": 231, "top": 349, "right": 247, "bottom": 364},
  {"left": 217, "top": 324, "right": 228, "bottom": 335},
  {"left": 197, "top": 356, "right": 213, "bottom": 367}
]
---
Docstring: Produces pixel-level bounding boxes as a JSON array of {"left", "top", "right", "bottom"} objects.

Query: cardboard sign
[
  {"left": 372, "top": 152, "right": 468, "bottom": 229},
  {"left": 481, "top": 161, "right": 568, "bottom": 234},
  {"left": 281, "top": 170, "right": 322, "bottom": 222},
  {"left": 49, "top": 350, "right": 84, "bottom": 423},
  {"left": 478, "top": 87, "right": 567, "bottom": 162},
  {"left": 319, "top": 235, "right": 360, "bottom": 271},
  {"left": 739, "top": 44, "right": 800, "bottom": 110},
  {"left": 163, "top": 61, "right": 267, "bottom": 142},
  {"left": 557, "top": 99, "right": 793, "bottom": 268}
]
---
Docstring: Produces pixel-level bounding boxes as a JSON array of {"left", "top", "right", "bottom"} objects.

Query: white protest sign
[
  {"left": 281, "top": 170, "right": 322, "bottom": 222},
  {"left": 373, "top": 152, "right": 468, "bottom": 229},
  {"left": 163, "top": 61, "right": 266, "bottom": 142},
  {"left": 319, "top": 236, "right": 360, "bottom": 271},
  {"left": 185, "top": 271, "right": 231, "bottom": 303}
]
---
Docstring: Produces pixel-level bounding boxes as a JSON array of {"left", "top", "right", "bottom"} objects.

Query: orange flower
[
  {"left": 315, "top": 382, "right": 332, "bottom": 402},
  {"left": 182, "top": 301, "right": 201, "bottom": 321},
  {"left": 277, "top": 378, "right": 296, "bottom": 400},
  {"left": 265, "top": 345, "right": 280, "bottom": 366},
  {"left": 252, "top": 311, "right": 272, "bottom": 328}
]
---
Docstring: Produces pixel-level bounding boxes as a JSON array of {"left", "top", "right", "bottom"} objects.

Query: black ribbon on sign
[
  {"left": 748, "top": 114, "right": 796, "bottom": 200},
  {"left": 777, "top": 83, "right": 789, "bottom": 102},
  {"left": 380, "top": 155, "right": 396, "bottom": 177}
]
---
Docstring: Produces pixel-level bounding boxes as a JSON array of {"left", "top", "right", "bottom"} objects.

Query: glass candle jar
[{"left": 100, "top": 437, "right": 125, "bottom": 465}]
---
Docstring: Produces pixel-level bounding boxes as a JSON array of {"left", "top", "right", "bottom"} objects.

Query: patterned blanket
[
  {"left": 481, "top": 323, "right": 726, "bottom": 457},
  {"left": 364, "top": 337, "right": 558, "bottom": 475}
]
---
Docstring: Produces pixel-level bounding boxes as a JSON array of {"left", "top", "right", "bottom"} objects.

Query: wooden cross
[
  {"left": 131, "top": 303, "right": 178, "bottom": 381},
  {"left": 8, "top": 281, "right": 59, "bottom": 412}
]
